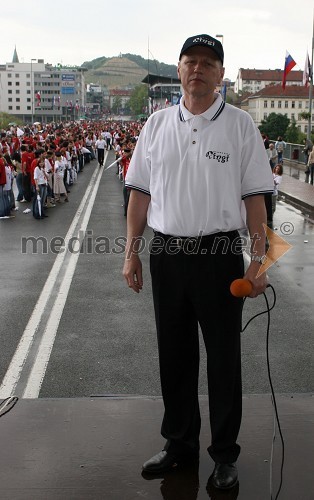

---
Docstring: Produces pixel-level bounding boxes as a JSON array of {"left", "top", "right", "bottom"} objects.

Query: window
[
  {"left": 8, "top": 81, "right": 12, "bottom": 86},
  {"left": 16, "top": 98, "right": 20, "bottom": 102},
  {"left": 8, "top": 106, "right": 12, "bottom": 110},
  {"left": 8, "top": 98, "right": 12, "bottom": 102},
  {"left": 278, "top": 101, "right": 281, "bottom": 108},
  {"left": 16, "top": 106, "right": 20, "bottom": 110},
  {"left": 27, "top": 82, "right": 30, "bottom": 86},
  {"left": 271, "top": 101, "right": 275, "bottom": 108},
  {"left": 291, "top": 113, "right": 295, "bottom": 120},
  {"left": 27, "top": 106, "right": 31, "bottom": 110},
  {"left": 26, "top": 73, "right": 30, "bottom": 78},
  {"left": 292, "top": 101, "right": 295, "bottom": 108},
  {"left": 16, "top": 90, "right": 20, "bottom": 94},
  {"left": 8, "top": 90, "right": 12, "bottom": 94},
  {"left": 15, "top": 81, "right": 20, "bottom": 86},
  {"left": 27, "top": 90, "right": 30, "bottom": 94},
  {"left": 264, "top": 113, "right": 267, "bottom": 119},
  {"left": 298, "top": 101, "right": 302, "bottom": 108},
  {"left": 15, "top": 73, "right": 19, "bottom": 78},
  {"left": 285, "top": 101, "right": 288, "bottom": 108},
  {"left": 264, "top": 100, "right": 268, "bottom": 108},
  {"left": 27, "top": 98, "right": 31, "bottom": 102}
]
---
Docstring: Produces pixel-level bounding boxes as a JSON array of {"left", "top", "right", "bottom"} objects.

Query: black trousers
[
  {"left": 264, "top": 193, "right": 273, "bottom": 224},
  {"left": 150, "top": 231, "right": 244, "bottom": 464},
  {"left": 97, "top": 148, "right": 105, "bottom": 166}
]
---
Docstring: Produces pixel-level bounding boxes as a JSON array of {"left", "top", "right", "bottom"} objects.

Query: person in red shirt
[
  {"left": 20, "top": 145, "right": 32, "bottom": 202},
  {"left": 120, "top": 148, "right": 132, "bottom": 216},
  {"left": 0, "top": 153, "right": 10, "bottom": 217}
]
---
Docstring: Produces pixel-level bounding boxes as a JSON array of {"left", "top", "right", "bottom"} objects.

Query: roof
[
  {"left": 142, "top": 74, "right": 181, "bottom": 85},
  {"left": 248, "top": 84, "right": 310, "bottom": 99},
  {"left": 239, "top": 69, "right": 303, "bottom": 82},
  {"left": 110, "top": 89, "right": 133, "bottom": 96},
  {"left": 12, "top": 46, "right": 19, "bottom": 63}
]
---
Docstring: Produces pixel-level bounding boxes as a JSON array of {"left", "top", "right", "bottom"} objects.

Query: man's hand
[
  {"left": 123, "top": 254, "right": 143, "bottom": 293},
  {"left": 244, "top": 261, "right": 268, "bottom": 298}
]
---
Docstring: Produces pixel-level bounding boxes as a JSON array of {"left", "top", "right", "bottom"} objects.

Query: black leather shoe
[
  {"left": 142, "top": 450, "right": 198, "bottom": 474},
  {"left": 211, "top": 462, "right": 238, "bottom": 490}
]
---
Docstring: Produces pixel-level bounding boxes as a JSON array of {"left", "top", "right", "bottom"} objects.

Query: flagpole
[{"left": 307, "top": 11, "right": 314, "bottom": 141}]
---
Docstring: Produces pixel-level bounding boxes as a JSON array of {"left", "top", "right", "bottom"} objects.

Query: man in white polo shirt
[{"left": 123, "top": 34, "right": 273, "bottom": 490}]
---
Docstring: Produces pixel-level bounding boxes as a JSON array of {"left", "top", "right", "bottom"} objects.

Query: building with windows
[
  {"left": 0, "top": 50, "right": 87, "bottom": 123},
  {"left": 245, "top": 85, "right": 313, "bottom": 133},
  {"left": 142, "top": 74, "right": 182, "bottom": 112},
  {"left": 234, "top": 69, "right": 303, "bottom": 94}
]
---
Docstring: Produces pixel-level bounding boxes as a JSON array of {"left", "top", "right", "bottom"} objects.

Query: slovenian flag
[{"left": 282, "top": 51, "right": 296, "bottom": 90}]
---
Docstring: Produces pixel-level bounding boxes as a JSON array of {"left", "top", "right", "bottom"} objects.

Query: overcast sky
[{"left": 2, "top": 0, "right": 313, "bottom": 82}]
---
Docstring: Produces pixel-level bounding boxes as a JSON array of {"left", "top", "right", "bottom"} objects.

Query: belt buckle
[{"left": 172, "top": 237, "right": 183, "bottom": 248}]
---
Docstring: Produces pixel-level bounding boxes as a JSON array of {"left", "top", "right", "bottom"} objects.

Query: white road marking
[{"left": 0, "top": 157, "right": 107, "bottom": 398}]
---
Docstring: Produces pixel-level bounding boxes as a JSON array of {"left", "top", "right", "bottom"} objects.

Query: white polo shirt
[{"left": 125, "top": 93, "right": 274, "bottom": 237}]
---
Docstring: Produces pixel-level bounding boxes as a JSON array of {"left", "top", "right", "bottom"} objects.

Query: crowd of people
[{"left": 0, "top": 120, "right": 143, "bottom": 219}]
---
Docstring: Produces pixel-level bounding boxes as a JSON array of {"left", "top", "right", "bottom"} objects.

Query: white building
[
  {"left": 0, "top": 49, "right": 87, "bottom": 123},
  {"left": 234, "top": 68, "right": 303, "bottom": 95},
  {"left": 244, "top": 84, "right": 313, "bottom": 133}
]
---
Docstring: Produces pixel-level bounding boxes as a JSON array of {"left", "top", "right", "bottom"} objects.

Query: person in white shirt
[
  {"left": 272, "top": 164, "right": 283, "bottom": 213},
  {"left": 266, "top": 143, "right": 278, "bottom": 169},
  {"left": 95, "top": 136, "right": 106, "bottom": 166},
  {"left": 33, "top": 158, "right": 48, "bottom": 218},
  {"left": 123, "top": 34, "right": 273, "bottom": 490},
  {"left": 53, "top": 152, "right": 69, "bottom": 203}
]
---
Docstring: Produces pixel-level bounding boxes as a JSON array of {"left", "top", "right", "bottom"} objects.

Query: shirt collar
[{"left": 179, "top": 92, "right": 225, "bottom": 122}]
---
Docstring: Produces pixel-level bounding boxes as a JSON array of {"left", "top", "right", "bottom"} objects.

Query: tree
[
  {"left": 285, "top": 117, "right": 301, "bottom": 143},
  {"left": 259, "top": 113, "right": 290, "bottom": 140},
  {"left": 128, "top": 84, "right": 149, "bottom": 115},
  {"left": 0, "top": 112, "right": 23, "bottom": 129},
  {"left": 111, "top": 96, "right": 122, "bottom": 114}
]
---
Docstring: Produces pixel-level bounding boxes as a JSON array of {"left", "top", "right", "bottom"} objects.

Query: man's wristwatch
[{"left": 251, "top": 254, "right": 267, "bottom": 265}]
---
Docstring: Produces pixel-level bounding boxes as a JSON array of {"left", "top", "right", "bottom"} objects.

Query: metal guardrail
[{"left": 269, "top": 141, "right": 308, "bottom": 165}]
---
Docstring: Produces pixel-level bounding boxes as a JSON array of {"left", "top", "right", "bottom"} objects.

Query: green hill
[{"left": 82, "top": 53, "right": 178, "bottom": 89}]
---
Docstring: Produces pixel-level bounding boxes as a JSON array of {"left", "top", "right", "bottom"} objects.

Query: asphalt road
[{"left": 1, "top": 152, "right": 313, "bottom": 400}]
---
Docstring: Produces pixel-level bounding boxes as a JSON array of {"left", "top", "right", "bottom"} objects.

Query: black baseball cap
[{"left": 179, "top": 34, "right": 224, "bottom": 64}]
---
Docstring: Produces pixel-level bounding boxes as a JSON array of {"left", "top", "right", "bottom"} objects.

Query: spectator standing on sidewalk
[
  {"left": 302, "top": 138, "right": 313, "bottom": 167},
  {"left": 266, "top": 143, "right": 278, "bottom": 169},
  {"left": 272, "top": 164, "right": 283, "bottom": 214},
  {"left": 275, "top": 136, "right": 286, "bottom": 164},
  {"left": 307, "top": 145, "right": 314, "bottom": 185}
]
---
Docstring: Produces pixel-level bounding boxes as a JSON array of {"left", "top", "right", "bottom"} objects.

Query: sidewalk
[
  {"left": 279, "top": 172, "right": 314, "bottom": 218},
  {"left": 0, "top": 395, "right": 313, "bottom": 499}
]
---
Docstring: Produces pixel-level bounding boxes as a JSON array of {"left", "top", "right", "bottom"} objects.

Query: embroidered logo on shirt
[{"left": 205, "top": 150, "right": 230, "bottom": 163}]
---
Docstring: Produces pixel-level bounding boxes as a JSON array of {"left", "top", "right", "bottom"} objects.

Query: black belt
[{"left": 153, "top": 230, "right": 239, "bottom": 249}]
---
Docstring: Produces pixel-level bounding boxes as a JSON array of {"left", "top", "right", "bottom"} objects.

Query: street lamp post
[
  {"left": 215, "top": 35, "right": 225, "bottom": 98},
  {"left": 215, "top": 34, "right": 224, "bottom": 46},
  {"left": 31, "top": 58, "right": 37, "bottom": 124}
]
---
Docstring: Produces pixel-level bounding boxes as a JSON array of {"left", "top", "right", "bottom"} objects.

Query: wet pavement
[
  {"left": 1, "top": 395, "right": 314, "bottom": 500},
  {"left": 0, "top": 154, "right": 314, "bottom": 499}
]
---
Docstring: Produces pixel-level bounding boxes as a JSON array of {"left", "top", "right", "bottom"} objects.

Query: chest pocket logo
[{"left": 205, "top": 150, "right": 230, "bottom": 163}]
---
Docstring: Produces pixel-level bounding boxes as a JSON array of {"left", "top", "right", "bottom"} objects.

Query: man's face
[{"left": 177, "top": 46, "right": 224, "bottom": 98}]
